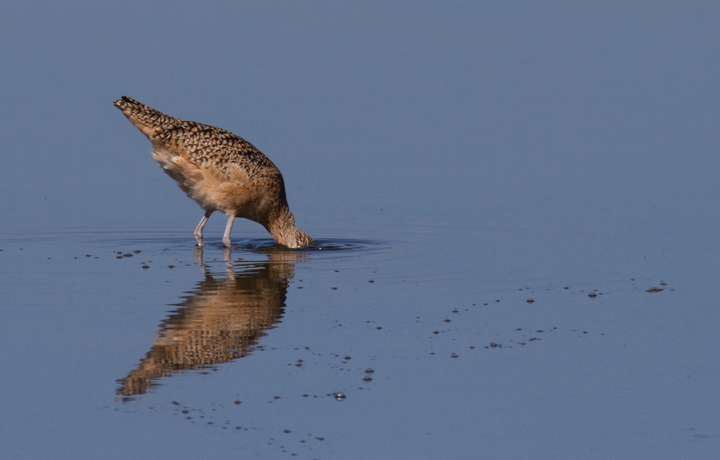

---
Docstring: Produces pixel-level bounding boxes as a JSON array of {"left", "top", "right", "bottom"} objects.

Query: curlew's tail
[{"left": 113, "top": 96, "right": 178, "bottom": 138}]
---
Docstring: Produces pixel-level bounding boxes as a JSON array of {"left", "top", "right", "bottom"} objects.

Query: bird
[{"left": 113, "top": 96, "right": 313, "bottom": 249}]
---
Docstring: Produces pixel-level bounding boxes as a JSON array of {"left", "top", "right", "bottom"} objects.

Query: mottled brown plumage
[{"left": 113, "top": 96, "right": 313, "bottom": 248}]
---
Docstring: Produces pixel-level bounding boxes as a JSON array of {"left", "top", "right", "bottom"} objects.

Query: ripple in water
[{"left": 234, "top": 238, "right": 393, "bottom": 257}]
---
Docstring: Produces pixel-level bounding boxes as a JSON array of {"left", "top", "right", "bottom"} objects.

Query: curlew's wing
[{"left": 114, "top": 96, "right": 280, "bottom": 180}]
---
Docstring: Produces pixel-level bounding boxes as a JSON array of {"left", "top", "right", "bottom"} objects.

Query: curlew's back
[{"left": 113, "top": 96, "right": 282, "bottom": 181}]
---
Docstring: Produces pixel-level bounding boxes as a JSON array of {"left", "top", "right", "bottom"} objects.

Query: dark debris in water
[{"left": 119, "top": 398, "right": 329, "bottom": 456}]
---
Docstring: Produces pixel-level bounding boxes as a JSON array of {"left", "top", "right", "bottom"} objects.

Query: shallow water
[
  {"left": 2, "top": 220, "right": 718, "bottom": 458},
  {"left": 2, "top": 2, "right": 720, "bottom": 459}
]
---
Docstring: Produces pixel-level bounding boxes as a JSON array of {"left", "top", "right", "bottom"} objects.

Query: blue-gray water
[{"left": 2, "top": 2, "right": 720, "bottom": 459}]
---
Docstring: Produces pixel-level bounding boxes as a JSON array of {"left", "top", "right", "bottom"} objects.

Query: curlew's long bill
[{"left": 113, "top": 96, "right": 313, "bottom": 249}]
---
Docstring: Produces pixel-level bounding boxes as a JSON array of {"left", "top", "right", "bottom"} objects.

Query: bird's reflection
[{"left": 117, "top": 246, "right": 299, "bottom": 398}]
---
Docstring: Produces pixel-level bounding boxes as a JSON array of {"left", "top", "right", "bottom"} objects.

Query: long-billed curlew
[{"left": 113, "top": 96, "right": 313, "bottom": 249}]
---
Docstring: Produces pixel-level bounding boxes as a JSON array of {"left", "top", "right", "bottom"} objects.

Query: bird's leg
[
  {"left": 223, "top": 214, "right": 236, "bottom": 248},
  {"left": 194, "top": 210, "right": 213, "bottom": 247}
]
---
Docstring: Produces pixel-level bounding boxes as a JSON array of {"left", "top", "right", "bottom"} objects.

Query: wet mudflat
[{"left": 2, "top": 3, "right": 720, "bottom": 459}]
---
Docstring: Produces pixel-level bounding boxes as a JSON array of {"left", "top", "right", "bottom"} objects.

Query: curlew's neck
[{"left": 266, "top": 207, "right": 313, "bottom": 249}]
